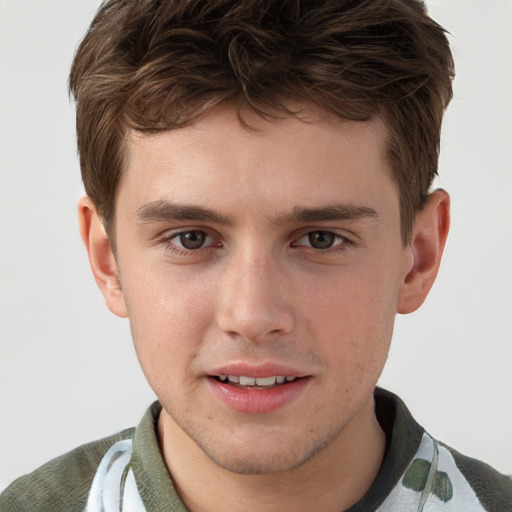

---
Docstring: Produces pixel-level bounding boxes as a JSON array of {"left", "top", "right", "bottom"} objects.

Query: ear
[
  {"left": 397, "top": 189, "right": 450, "bottom": 314},
  {"left": 78, "top": 197, "right": 128, "bottom": 318}
]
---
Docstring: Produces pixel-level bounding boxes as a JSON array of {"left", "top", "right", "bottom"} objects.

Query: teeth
[
  {"left": 219, "top": 375, "right": 297, "bottom": 387},
  {"left": 239, "top": 376, "right": 256, "bottom": 386},
  {"left": 256, "top": 376, "right": 276, "bottom": 386}
]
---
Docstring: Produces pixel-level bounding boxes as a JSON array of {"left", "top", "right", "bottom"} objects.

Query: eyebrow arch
[
  {"left": 136, "top": 200, "right": 377, "bottom": 226},
  {"left": 136, "top": 200, "right": 233, "bottom": 225},
  {"left": 276, "top": 204, "right": 378, "bottom": 224}
]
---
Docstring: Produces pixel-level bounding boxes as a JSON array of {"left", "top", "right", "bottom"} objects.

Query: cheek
[
  {"left": 120, "top": 264, "right": 215, "bottom": 380},
  {"left": 121, "top": 258, "right": 214, "bottom": 324},
  {"left": 302, "top": 263, "right": 400, "bottom": 366}
]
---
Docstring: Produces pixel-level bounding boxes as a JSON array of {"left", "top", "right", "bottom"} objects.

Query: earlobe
[
  {"left": 397, "top": 189, "right": 450, "bottom": 314},
  {"left": 78, "top": 197, "right": 128, "bottom": 318}
]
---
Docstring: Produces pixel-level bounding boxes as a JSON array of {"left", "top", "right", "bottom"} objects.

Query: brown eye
[
  {"left": 177, "top": 231, "right": 207, "bottom": 249},
  {"left": 308, "top": 231, "right": 336, "bottom": 249}
]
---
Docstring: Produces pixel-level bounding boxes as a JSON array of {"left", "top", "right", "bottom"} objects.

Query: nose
[{"left": 216, "top": 248, "right": 294, "bottom": 343}]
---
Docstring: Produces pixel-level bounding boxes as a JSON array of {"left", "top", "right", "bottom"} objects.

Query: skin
[{"left": 79, "top": 105, "right": 449, "bottom": 511}]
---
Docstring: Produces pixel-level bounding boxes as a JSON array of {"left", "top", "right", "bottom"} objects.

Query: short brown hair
[{"left": 69, "top": 0, "right": 454, "bottom": 241}]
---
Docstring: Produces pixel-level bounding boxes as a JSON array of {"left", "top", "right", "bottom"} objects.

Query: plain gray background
[{"left": 1, "top": 0, "right": 511, "bottom": 491}]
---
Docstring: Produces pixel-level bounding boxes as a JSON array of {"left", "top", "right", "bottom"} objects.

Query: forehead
[{"left": 120, "top": 105, "right": 397, "bottom": 217}]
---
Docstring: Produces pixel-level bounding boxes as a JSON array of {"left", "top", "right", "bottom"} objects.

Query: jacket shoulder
[
  {"left": 0, "top": 428, "right": 135, "bottom": 512},
  {"left": 445, "top": 444, "right": 512, "bottom": 512}
]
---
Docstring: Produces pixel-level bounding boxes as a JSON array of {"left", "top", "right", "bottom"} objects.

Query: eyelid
[
  {"left": 159, "top": 227, "right": 222, "bottom": 253},
  {"left": 297, "top": 231, "right": 344, "bottom": 245},
  {"left": 292, "top": 227, "right": 350, "bottom": 243}
]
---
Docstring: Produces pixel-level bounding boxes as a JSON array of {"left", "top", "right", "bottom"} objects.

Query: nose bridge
[{"left": 216, "top": 242, "right": 293, "bottom": 342}]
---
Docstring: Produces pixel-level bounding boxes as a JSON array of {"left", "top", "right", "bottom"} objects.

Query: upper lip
[{"left": 208, "top": 362, "right": 310, "bottom": 379}]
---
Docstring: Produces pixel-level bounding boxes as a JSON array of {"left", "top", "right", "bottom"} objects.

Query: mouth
[
  {"left": 207, "top": 365, "right": 311, "bottom": 413},
  {"left": 212, "top": 374, "right": 299, "bottom": 389}
]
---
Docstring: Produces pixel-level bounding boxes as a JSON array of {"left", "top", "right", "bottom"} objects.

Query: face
[{"left": 110, "top": 106, "right": 412, "bottom": 474}]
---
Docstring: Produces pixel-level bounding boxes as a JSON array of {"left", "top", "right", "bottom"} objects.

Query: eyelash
[
  {"left": 159, "top": 229, "right": 353, "bottom": 257},
  {"left": 291, "top": 231, "right": 350, "bottom": 253},
  {"left": 160, "top": 230, "right": 219, "bottom": 257}
]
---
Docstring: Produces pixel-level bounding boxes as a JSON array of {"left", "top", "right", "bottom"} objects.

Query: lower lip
[{"left": 207, "top": 377, "right": 310, "bottom": 414}]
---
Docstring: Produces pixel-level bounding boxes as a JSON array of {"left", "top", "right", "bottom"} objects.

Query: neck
[{"left": 158, "top": 395, "right": 386, "bottom": 512}]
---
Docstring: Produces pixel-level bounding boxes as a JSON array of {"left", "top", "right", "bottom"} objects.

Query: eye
[
  {"left": 295, "top": 230, "right": 346, "bottom": 250},
  {"left": 306, "top": 231, "right": 337, "bottom": 249},
  {"left": 171, "top": 230, "right": 212, "bottom": 250}
]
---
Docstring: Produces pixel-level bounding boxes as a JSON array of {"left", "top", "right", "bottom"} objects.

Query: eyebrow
[
  {"left": 136, "top": 200, "right": 378, "bottom": 226},
  {"left": 136, "top": 200, "right": 234, "bottom": 225},
  {"left": 275, "top": 204, "right": 378, "bottom": 224}
]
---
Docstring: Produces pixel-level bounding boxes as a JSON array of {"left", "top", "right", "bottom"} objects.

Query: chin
[
  {"left": 194, "top": 428, "right": 334, "bottom": 475},
  {"left": 204, "top": 447, "right": 312, "bottom": 475}
]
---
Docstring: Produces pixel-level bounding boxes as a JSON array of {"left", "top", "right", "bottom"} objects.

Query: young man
[{"left": 1, "top": 0, "right": 510, "bottom": 511}]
